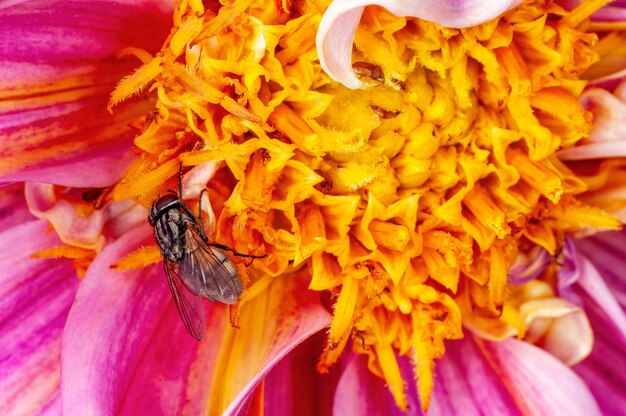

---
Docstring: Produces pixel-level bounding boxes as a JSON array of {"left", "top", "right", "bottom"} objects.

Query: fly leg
[
  {"left": 177, "top": 162, "right": 184, "bottom": 204},
  {"left": 209, "top": 242, "right": 266, "bottom": 259},
  {"left": 196, "top": 188, "right": 211, "bottom": 243}
]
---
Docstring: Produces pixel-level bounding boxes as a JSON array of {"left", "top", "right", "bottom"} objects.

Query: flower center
[{"left": 103, "top": 0, "right": 619, "bottom": 410}]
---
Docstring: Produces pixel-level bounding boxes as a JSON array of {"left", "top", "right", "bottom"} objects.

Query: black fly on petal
[{"left": 149, "top": 163, "right": 264, "bottom": 340}]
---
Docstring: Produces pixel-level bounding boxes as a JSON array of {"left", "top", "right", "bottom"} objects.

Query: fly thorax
[{"left": 154, "top": 208, "right": 186, "bottom": 262}]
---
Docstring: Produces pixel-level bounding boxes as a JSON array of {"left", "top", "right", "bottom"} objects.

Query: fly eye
[
  {"left": 148, "top": 194, "right": 180, "bottom": 226},
  {"left": 154, "top": 194, "right": 179, "bottom": 211}
]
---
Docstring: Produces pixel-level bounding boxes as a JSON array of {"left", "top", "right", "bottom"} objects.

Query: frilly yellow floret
[{"left": 107, "top": 0, "right": 621, "bottom": 411}]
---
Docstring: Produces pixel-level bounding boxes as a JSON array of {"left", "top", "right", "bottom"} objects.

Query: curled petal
[
  {"left": 182, "top": 161, "right": 221, "bottom": 199},
  {"left": 25, "top": 183, "right": 105, "bottom": 249},
  {"left": 316, "top": 0, "right": 523, "bottom": 89},
  {"left": 0, "top": 219, "right": 78, "bottom": 415},
  {"left": 559, "top": 236, "right": 626, "bottom": 340},
  {"left": 520, "top": 298, "right": 593, "bottom": 365},
  {"left": 182, "top": 162, "right": 221, "bottom": 234},
  {"left": 103, "top": 200, "right": 149, "bottom": 240},
  {"left": 507, "top": 246, "right": 551, "bottom": 285},
  {"left": 559, "top": 85, "right": 626, "bottom": 160}
]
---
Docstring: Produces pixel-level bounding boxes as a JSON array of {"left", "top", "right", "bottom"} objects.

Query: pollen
[{"left": 106, "top": 0, "right": 621, "bottom": 412}]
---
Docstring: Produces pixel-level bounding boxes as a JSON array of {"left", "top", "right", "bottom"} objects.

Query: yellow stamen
[
  {"left": 507, "top": 149, "right": 564, "bottom": 203},
  {"left": 328, "top": 275, "right": 359, "bottom": 349},
  {"left": 108, "top": 57, "right": 163, "bottom": 111},
  {"left": 376, "top": 344, "right": 408, "bottom": 411},
  {"left": 111, "top": 245, "right": 161, "bottom": 270}
]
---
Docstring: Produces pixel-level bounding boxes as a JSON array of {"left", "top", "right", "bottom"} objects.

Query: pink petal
[
  {"left": 558, "top": 0, "right": 626, "bottom": 21},
  {"left": 334, "top": 338, "right": 521, "bottom": 416},
  {"left": 507, "top": 246, "right": 551, "bottom": 285},
  {"left": 571, "top": 233, "right": 626, "bottom": 343},
  {"left": 429, "top": 339, "right": 523, "bottom": 416},
  {"left": 559, "top": 86, "right": 626, "bottom": 160},
  {"left": 479, "top": 338, "right": 601, "bottom": 415},
  {"left": 333, "top": 352, "right": 413, "bottom": 416},
  {"left": 62, "top": 225, "right": 331, "bottom": 415},
  {"left": 0, "top": 219, "right": 78, "bottom": 415},
  {"left": 587, "top": 69, "right": 626, "bottom": 91},
  {"left": 591, "top": 6, "right": 626, "bottom": 22},
  {"left": 316, "top": 0, "right": 523, "bottom": 89},
  {"left": 222, "top": 281, "right": 331, "bottom": 415},
  {"left": 573, "top": 302, "right": 626, "bottom": 415},
  {"left": 334, "top": 337, "right": 599, "bottom": 415},
  {"left": 0, "top": 183, "right": 34, "bottom": 232},
  {"left": 262, "top": 332, "right": 338, "bottom": 416},
  {"left": 0, "top": 0, "right": 172, "bottom": 187},
  {"left": 61, "top": 226, "right": 214, "bottom": 415}
]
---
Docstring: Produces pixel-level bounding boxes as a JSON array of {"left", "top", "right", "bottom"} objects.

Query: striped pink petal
[
  {"left": 222, "top": 282, "right": 331, "bottom": 415},
  {"left": 573, "top": 299, "right": 626, "bottom": 415},
  {"left": 333, "top": 336, "right": 601, "bottom": 415},
  {"left": 61, "top": 226, "right": 213, "bottom": 415},
  {"left": 0, "top": 0, "right": 171, "bottom": 187},
  {"left": 0, "top": 183, "right": 34, "bottom": 231},
  {"left": 478, "top": 338, "right": 601, "bottom": 416},
  {"left": 571, "top": 233, "right": 626, "bottom": 343},
  {"left": 316, "top": 0, "right": 523, "bottom": 89},
  {"left": 262, "top": 333, "right": 338, "bottom": 416},
  {"left": 0, "top": 215, "right": 78, "bottom": 415},
  {"left": 62, "top": 225, "right": 331, "bottom": 415}
]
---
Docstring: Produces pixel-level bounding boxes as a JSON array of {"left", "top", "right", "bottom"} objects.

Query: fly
[{"left": 149, "top": 164, "right": 264, "bottom": 340}]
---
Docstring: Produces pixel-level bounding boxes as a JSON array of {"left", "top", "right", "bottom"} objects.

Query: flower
[{"left": 2, "top": 0, "right": 626, "bottom": 415}]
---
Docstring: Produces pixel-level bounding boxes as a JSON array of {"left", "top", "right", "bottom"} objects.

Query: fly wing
[
  {"left": 163, "top": 258, "right": 207, "bottom": 341},
  {"left": 180, "top": 228, "right": 243, "bottom": 305}
]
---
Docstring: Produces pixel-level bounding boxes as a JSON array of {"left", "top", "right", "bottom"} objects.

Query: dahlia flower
[{"left": 2, "top": 0, "right": 626, "bottom": 415}]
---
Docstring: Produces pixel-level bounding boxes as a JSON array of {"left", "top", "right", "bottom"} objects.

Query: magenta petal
[
  {"left": 574, "top": 302, "right": 626, "bottom": 415},
  {"left": 427, "top": 339, "right": 521, "bottom": 416},
  {"left": 572, "top": 233, "right": 626, "bottom": 343},
  {"left": 333, "top": 352, "right": 410, "bottom": 416},
  {"left": 316, "top": 0, "right": 523, "bottom": 89},
  {"left": 0, "top": 0, "right": 172, "bottom": 187},
  {"left": 333, "top": 338, "right": 520, "bottom": 416},
  {"left": 0, "top": 184, "right": 33, "bottom": 231},
  {"left": 0, "top": 138, "right": 136, "bottom": 187},
  {"left": 263, "top": 332, "right": 338, "bottom": 416},
  {"left": 0, "top": 219, "right": 78, "bottom": 415},
  {"left": 479, "top": 338, "right": 601, "bottom": 415},
  {"left": 223, "top": 280, "right": 331, "bottom": 415},
  {"left": 507, "top": 246, "right": 551, "bottom": 285},
  {"left": 61, "top": 226, "right": 217, "bottom": 415},
  {"left": 0, "top": 0, "right": 171, "bottom": 74}
]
